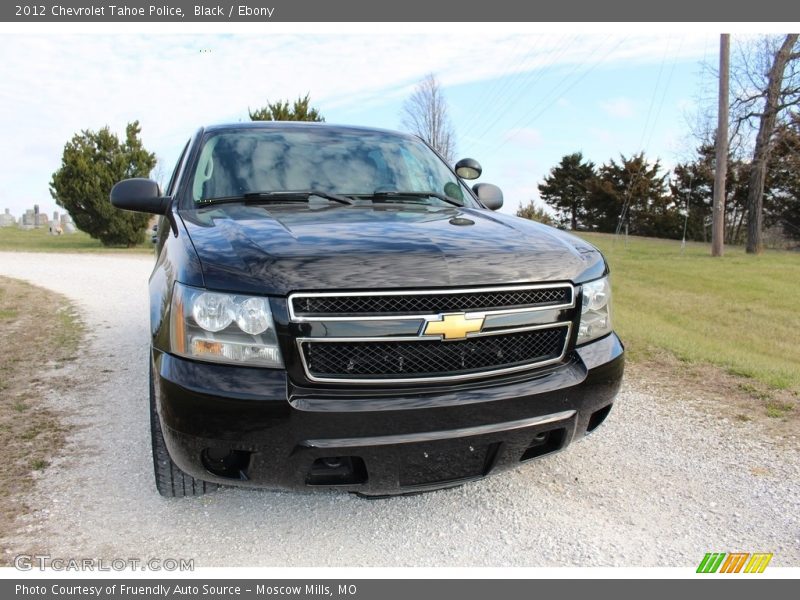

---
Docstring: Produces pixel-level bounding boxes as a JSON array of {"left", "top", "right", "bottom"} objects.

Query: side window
[{"left": 165, "top": 140, "right": 190, "bottom": 196}]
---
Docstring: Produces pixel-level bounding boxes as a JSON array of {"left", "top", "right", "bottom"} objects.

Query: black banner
[{"left": 2, "top": 0, "right": 799, "bottom": 22}]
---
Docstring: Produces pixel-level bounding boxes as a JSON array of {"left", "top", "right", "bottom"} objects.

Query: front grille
[
  {"left": 291, "top": 286, "right": 572, "bottom": 317},
  {"left": 301, "top": 326, "right": 568, "bottom": 381}
]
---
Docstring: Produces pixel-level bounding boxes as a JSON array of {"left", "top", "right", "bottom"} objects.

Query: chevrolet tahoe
[{"left": 110, "top": 122, "right": 624, "bottom": 497}]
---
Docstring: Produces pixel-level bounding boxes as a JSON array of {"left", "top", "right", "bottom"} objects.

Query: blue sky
[{"left": 0, "top": 31, "right": 718, "bottom": 219}]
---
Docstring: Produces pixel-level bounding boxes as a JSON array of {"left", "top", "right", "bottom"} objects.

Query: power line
[
  {"left": 467, "top": 34, "right": 586, "bottom": 143},
  {"left": 463, "top": 34, "right": 579, "bottom": 141},
  {"left": 495, "top": 35, "right": 627, "bottom": 153},
  {"left": 460, "top": 34, "right": 552, "bottom": 139},
  {"left": 645, "top": 36, "right": 684, "bottom": 150},
  {"left": 616, "top": 36, "right": 686, "bottom": 237},
  {"left": 637, "top": 37, "right": 672, "bottom": 151},
  {"left": 477, "top": 34, "right": 598, "bottom": 144}
]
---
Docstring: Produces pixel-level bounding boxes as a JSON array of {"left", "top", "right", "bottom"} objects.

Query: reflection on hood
[{"left": 180, "top": 203, "right": 605, "bottom": 295}]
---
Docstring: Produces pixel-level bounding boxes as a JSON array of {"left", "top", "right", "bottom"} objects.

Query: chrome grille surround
[{"left": 289, "top": 284, "right": 575, "bottom": 384}]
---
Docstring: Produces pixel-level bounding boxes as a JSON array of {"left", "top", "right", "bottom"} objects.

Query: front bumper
[{"left": 154, "top": 333, "right": 624, "bottom": 495}]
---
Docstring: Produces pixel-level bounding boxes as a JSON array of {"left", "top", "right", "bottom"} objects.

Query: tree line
[{"left": 528, "top": 111, "right": 800, "bottom": 244}]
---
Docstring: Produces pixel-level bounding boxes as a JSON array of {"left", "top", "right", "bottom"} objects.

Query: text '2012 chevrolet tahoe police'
[{"left": 111, "top": 122, "right": 623, "bottom": 497}]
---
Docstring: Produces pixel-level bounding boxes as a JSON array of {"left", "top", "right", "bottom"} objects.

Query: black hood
[{"left": 179, "top": 203, "right": 606, "bottom": 295}]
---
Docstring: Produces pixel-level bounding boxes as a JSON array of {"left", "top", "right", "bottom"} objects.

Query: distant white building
[
  {"left": 0, "top": 208, "right": 16, "bottom": 227},
  {"left": 11, "top": 205, "right": 75, "bottom": 233}
]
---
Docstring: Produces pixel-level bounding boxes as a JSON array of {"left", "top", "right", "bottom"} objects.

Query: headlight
[
  {"left": 577, "top": 276, "right": 612, "bottom": 344},
  {"left": 192, "top": 292, "right": 235, "bottom": 332},
  {"left": 170, "top": 283, "right": 283, "bottom": 367}
]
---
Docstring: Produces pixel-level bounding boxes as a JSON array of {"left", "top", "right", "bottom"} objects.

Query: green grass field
[
  {"left": 0, "top": 226, "right": 152, "bottom": 253},
  {"left": 578, "top": 232, "right": 800, "bottom": 395}
]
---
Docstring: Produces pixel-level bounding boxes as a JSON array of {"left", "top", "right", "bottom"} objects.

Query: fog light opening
[
  {"left": 530, "top": 432, "right": 548, "bottom": 446},
  {"left": 520, "top": 428, "right": 566, "bottom": 462},
  {"left": 587, "top": 404, "right": 613, "bottom": 434},
  {"left": 201, "top": 447, "right": 252, "bottom": 480},
  {"left": 306, "top": 456, "right": 367, "bottom": 486}
]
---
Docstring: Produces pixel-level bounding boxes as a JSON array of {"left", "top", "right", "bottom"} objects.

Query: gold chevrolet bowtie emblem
[{"left": 423, "top": 313, "right": 485, "bottom": 340}]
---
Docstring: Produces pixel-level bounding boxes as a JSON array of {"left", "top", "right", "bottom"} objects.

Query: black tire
[{"left": 150, "top": 363, "right": 217, "bottom": 497}]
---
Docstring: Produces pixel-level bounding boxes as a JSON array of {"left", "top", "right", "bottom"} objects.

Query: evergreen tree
[
  {"left": 586, "top": 153, "right": 680, "bottom": 238},
  {"left": 248, "top": 93, "right": 324, "bottom": 122},
  {"left": 537, "top": 152, "right": 595, "bottom": 229},
  {"left": 516, "top": 200, "right": 556, "bottom": 226},
  {"left": 50, "top": 121, "right": 156, "bottom": 247},
  {"left": 671, "top": 158, "right": 713, "bottom": 242}
]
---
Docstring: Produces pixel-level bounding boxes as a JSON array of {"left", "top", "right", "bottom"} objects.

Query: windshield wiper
[
  {"left": 365, "top": 190, "right": 463, "bottom": 207},
  {"left": 199, "top": 190, "right": 354, "bottom": 206}
]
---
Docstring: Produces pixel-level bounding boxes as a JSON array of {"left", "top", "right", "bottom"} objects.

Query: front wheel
[{"left": 150, "top": 362, "right": 216, "bottom": 497}]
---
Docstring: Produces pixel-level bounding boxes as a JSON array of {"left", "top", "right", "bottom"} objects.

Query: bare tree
[
  {"left": 729, "top": 34, "right": 800, "bottom": 253},
  {"left": 152, "top": 159, "right": 168, "bottom": 192},
  {"left": 401, "top": 74, "right": 456, "bottom": 163}
]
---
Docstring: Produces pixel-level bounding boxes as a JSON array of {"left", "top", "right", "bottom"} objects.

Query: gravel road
[{"left": 0, "top": 251, "right": 798, "bottom": 567}]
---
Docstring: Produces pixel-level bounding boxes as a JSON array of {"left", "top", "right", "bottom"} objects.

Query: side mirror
[
  {"left": 110, "top": 178, "right": 170, "bottom": 215},
  {"left": 473, "top": 183, "right": 503, "bottom": 211},
  {"left": 455, "top": 158, "right": 482, "bottom": 180}
]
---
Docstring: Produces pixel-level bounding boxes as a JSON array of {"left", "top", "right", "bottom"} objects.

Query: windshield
[{"left": 190, "top": 127, "right": 476, "bottom": 207}]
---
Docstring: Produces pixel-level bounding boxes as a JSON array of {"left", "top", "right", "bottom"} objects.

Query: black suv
[{"left": 111, "top": 122, "right": 623, "bottom": 497}]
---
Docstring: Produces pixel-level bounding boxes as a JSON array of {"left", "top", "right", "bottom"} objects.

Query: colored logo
[
  {"left": 696, "top": 552, "right": 773, "bottom": 573},
  {"left": 422, "top": 313, "right": 485, "bottom": 340}
]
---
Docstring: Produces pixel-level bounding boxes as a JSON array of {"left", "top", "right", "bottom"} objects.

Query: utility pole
[{"left": 712, "top": 33, "right": 730, "bottom": 257}]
